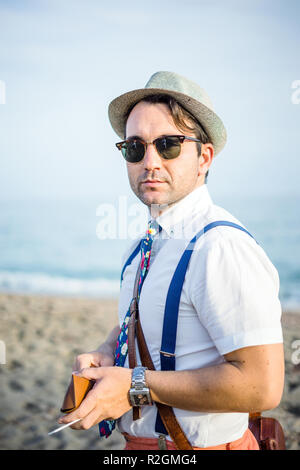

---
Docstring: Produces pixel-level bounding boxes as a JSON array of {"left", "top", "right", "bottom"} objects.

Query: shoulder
[
  {"left": 191, "top": 202, "right": 256, "bottom": 251},
  {"left": 188, "top": 203, "right": 279, "bottom": 287}
]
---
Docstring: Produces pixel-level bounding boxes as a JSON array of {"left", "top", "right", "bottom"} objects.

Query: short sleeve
[{"left": 189, "top": 234, "right": 283, "bottom": 355}]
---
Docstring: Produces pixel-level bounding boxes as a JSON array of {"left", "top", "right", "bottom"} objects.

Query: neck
[{"left": 148, "top": 182, "right": 207, "bottom": 219}]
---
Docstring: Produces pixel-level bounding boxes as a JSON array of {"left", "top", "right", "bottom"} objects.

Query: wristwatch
[{"left": 129, "top": 366, "right": 153, "bottom": 407}]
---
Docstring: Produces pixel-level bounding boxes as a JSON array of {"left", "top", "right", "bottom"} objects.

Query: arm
[
  {"left": 58, "top": 342, "right": 284, "bottom": 430},
  {"left": 145, "top": 343, "right": 285, "bottom": 412}
]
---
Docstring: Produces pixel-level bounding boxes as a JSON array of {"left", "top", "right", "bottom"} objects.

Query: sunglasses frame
[{"left": 116, "top": 135, "right": 202, "bottom": 162}]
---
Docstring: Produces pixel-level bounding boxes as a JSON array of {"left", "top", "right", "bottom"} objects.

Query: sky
[{"left": 0, "top": 0, "right": 299, "bottom": 205}]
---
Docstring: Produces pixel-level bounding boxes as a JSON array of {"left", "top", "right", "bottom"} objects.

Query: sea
[{"left": 0, "top": 194, "right": 299, "bottom": 311}]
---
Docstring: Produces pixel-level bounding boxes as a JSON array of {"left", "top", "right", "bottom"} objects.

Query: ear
[{"left": 198, "top": 143, "right": 214, "bottom": 177}]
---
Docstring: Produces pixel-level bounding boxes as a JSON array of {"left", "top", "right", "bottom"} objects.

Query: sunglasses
[{"left": 116, "top": 135, "right": 202, "bottom": 163}]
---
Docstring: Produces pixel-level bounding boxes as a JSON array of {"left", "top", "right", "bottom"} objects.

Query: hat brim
[{"left": 108, "top": 87, "right": 227, "bottom": 155}]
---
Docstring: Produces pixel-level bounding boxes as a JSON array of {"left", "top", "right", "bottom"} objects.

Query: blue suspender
[
  {"left": 159, "top": 221, "right": 256, "bottom": 368},
  {"left": 120, "top": 240, "right": 142, "bottom": 285},
  {"left": 120, "top": 220, "right": 257, "bottom": 436}
]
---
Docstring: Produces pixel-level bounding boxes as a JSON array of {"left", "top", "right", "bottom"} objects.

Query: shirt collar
[{"left": 148, "top": 184, "right": 213, "bottom": 238}]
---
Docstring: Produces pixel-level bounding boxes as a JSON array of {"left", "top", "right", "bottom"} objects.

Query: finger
[
  {"left": 75, "top": 366, "right": 106, "bottom": 381},
  {"left": 58, "top": 412, "right": 80, "bottom": 425},
  {"left": 77, "top": 386, "right": 100, "bottom": 419},
  {"left": 73, "top": 354, "right": 97, "bottom": 372},
  {"left": 58, "top": 388, "right": 97, "bottom": 425},
  {"left": 58, "top": 405, "right": 91, "bottom": 426},
  {"left": 68, "top": 420, "right": 83, "bottom": 430},
  {"left": 72, "top": 357, "right": 88, "bottom": 372},
  {"left": 77, "top": 407, "right": 106, "bottom": 431}
]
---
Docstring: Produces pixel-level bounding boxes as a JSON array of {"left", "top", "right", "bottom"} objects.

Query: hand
[
  {"left": 58, "top": 366, "right": 133, "bottom": 430},
  {"left": 73, "top": 345, "right": 115, "bottom": 372}
]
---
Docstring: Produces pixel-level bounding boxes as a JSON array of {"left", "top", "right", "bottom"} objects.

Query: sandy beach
[{"left": 0, "top": 292, "right": 299, "bottom": 450}]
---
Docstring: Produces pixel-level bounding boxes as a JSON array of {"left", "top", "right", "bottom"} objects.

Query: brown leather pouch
[
  {"left": 60, "top": 373, "right": 95, "bottom": 414},
  {"left": 249, "top": 413, "right": 286, "bottom": 450}
]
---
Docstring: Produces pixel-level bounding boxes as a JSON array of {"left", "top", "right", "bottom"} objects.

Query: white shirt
[{"left": 116, "top": 184, "right": 283, "bottom": 447}]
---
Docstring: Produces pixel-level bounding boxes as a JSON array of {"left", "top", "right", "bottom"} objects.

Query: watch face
[{"left": 129, "top": 389, "right": 152, "bottom": 406}]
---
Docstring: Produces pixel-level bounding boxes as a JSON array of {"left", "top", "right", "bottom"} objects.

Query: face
[{"left": 125, "top": 101, "right": 213, "bottom": 216}]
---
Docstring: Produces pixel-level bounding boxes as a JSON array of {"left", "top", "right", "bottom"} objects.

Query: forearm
[
  {"left": 145, "top": 363, "right": 268, "bottom": 413},
  {"left": 59, "top": 363, "right": 260, "bottom": 430}
]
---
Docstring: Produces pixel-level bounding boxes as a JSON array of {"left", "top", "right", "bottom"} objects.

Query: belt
[
  {"left": 122, "top": 428, "right": 259, "bottom": 451},
  {"left": 123, "top": 433, "right": 171, "bottom": 450}
]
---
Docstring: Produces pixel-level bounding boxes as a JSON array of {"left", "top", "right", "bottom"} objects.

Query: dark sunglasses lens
[
  {"left": 155, "top": 136, "right": 181, "bottom": 159},
  {"left": 122, "top": 140, "right": 145, "bottom": 162}
]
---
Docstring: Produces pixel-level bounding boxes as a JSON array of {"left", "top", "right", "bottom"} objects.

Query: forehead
[{"left": 125, "top": 101, "right": 180, "bottom": 138}]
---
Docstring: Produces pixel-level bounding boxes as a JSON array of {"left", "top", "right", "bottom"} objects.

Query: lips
[
  {"left": 142, "top": 180, "right": 165, "bottom": 186},
  {"left": 142, "top": 178, "right": 165, "bottom": 183},
  {"left": 144, "top": 180, "right": 162, "bottom": 183}
]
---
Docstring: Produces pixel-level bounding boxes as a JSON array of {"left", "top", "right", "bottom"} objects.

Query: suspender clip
[{"left": 160, "top": 350, "right": 175, "bottom": 357}]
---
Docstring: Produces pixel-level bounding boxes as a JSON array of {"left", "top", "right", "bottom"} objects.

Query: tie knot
[{"left": 147, "top": 219, "right": 160, "bottom": 238}]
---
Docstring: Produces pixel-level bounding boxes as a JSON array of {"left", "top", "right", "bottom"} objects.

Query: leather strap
[
  {"left": 128, "top": 264, "right": 142, "bottom": 421},
  {"left": 135, "top": 315, "right": 193, "bottom": 450},
  {"left": 127, "top": 264, "right": 193, "bottom": 450},
  {"left": 249, "top": 412, "right": 261, "bottom": 420}
]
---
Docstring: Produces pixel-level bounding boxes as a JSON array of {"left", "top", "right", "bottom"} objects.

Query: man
[{"left": 58, "top": 71, "right": 284, "bottom": 450}]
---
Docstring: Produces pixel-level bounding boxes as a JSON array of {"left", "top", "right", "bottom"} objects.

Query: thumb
[{"left": 75, "top": 366, "right": 106, "bottom": 381}]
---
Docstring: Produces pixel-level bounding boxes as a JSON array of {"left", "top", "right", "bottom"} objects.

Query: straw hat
[{"left": 108, "top": 71, "right": 227, "bottom": 155}]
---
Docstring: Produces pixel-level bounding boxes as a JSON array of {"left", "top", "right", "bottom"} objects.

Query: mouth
[{"left": 141, "top": 180, "right": 166, "bottom": 187}]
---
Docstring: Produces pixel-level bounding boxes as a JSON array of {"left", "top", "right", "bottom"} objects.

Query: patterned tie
[{"left": 98, "top": 219, "right": 160, "bottom": 438}]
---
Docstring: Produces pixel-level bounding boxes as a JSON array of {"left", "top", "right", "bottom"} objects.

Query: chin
[{"left": 140, "top": 191, "right": 167, "bottom": 207}]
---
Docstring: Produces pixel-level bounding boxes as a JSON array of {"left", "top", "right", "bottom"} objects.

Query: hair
[{"left": 124, "top": 94, "right": 211, "bottom": 182}]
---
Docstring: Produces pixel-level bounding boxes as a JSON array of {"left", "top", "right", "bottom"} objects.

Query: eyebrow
[
  {"left": 125, "top": 134, "right": 175, "bottom": 141},
  {"left": 126, "top": 135, "right": 142, "bottom": 140}
]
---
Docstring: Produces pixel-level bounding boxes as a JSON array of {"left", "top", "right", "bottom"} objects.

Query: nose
[{"left": 142, "top": 142, "right": 162, "bottom": 171}]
